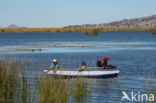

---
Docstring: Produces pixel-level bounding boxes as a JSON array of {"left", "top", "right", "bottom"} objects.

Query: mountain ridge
[{"left": 65, "top": 15, "right": 156, "bottom": 28}]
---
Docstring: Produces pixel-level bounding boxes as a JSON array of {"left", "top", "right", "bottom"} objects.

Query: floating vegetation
[
  {"left": 18, "top": 48, "right": 42, "bottom": 52},
  {"left": 0, "top": 48, "right": 42, "bottom": 53}
]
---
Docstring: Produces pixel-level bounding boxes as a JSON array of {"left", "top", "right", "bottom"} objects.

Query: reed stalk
[
  {"left": 0, "top": 58, "right": 19, "bottom": 102},
  {"left": 71, "top": 78, "right": 92, "bottom": 102},
  {"left": 37, "top": 75, "right": 69, "bottom": 103},
  {"left": 0, "top": 57, "right": 93, "bottom": 103},
  {"left": 0, "top": 57, "right": 36, "bottom": 103}
]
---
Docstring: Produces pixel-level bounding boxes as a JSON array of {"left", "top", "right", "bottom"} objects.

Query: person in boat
[
  {"left": 96, "top": 59, "right": 103, "bottom": 67},
  {"left": 50, "top": 59, "right": 60, "bottom": 71},
  {"left": 101, "top": 57, "right": 117, "bottom": 69},
  {"left": 80, "top": 61, "right": 87, "bottom": 71},
  {"left": 102, "top": 56, "right": 110, "bottom": 69}
]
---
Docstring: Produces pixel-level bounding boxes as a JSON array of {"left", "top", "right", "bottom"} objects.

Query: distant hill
[
  {"left": 5, "top": 24, "right": 27, "bottom": 28},
  {"left": 65, "top": 15, "right": 156, "bottom": 28}
]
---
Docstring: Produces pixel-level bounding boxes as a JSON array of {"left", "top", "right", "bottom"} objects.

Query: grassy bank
[
  {"left": 0, "top": 27, "right": 156, "bottom": 34},
  {"left": 0, "top": 57, "right": 92, "bottom": 103}
]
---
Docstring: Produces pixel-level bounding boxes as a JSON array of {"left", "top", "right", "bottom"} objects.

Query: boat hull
[{"left": 44, "top": 69, "right": 120, "bottom": 78}]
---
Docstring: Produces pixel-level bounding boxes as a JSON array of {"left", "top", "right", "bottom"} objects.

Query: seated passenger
[
  {"left": 96, "top": 60, "right": 103, "bottom": 67},
  {"left": 50, "top": 59, "right": 60, "bottom": 71},
  {"left": 80, "top": 61, "right": 87, "bottom": 71}
]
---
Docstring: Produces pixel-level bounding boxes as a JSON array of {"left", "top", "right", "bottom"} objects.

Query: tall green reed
[
  {"left": 0, "top": 57, "right": 92, "bottom": 103},
  {"left": 0, "top": 58, "right": 19, "bottom": 102},
  {"left": 37, "top": 75, "right": 69, "bottom": 103},
  {"left": 0, "top": 57, "right": 36, "bottom": 103},
  {"left": 70, "top": 78, "right": 92, "bottom": 103}
]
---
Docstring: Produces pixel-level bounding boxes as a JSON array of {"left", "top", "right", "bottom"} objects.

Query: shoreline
[{"left": 0, "top": 27, "right": 156, "bottom": 33}]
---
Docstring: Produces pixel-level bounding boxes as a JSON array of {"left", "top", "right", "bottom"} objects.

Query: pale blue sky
[{"left": 0, "top": 0, "right": 156, "bottom": 28}]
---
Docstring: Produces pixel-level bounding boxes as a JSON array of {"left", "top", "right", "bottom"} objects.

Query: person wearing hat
[{"left": 50, "top": 59, "right": 60, "bottom": 71}]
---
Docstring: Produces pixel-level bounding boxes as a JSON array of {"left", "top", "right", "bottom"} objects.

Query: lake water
[{"left": 0, "top": 31, "right": 156, "bottom": 102}]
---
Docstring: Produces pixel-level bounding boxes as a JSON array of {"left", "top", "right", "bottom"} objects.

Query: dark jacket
[
  {"left": 102, "top": 58, "right": 108, "bottom": 67},
  {"left": 96, "top": 60, "right": 103, "bottom": 67}
]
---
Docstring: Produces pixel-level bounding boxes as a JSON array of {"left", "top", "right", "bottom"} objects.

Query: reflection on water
[{"left": 90, "top": 78, "right": 121, "bottom": 103}]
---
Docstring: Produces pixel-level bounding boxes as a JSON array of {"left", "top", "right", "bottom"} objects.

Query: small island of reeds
[
  {"left": 152, "top": 30, "right": 156, "bottom": 35},
  {"left": 85, "top": 28, "right": 99, "bottom": 35}
]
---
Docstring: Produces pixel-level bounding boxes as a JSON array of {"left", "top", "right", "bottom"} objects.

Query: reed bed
[
  {"left": 37, "top": 75, "right": 92, "bottom": 103},
  {"left": 37, "top": 75, "right": 69, "bottom": 103},
  {"left": 0, "top": 58, "right": 19, "bottom": 102},
  {"left": 0, "top": 57, "right": 92, "bottom": 103},
  {"left": 85, "top": 29, "right": 99, "bottom": 35},
  {"left": 152, "top": 30, "right": 156, "bottom": 35},
  {"left": 0, "top": 57, "right": 33, "bottom": 103},
  {"left": 0, "top": 27, "right": 156, "bottom": 34},
  {"left": 71, "top": 78, "right": 92, "bottom": 102}
]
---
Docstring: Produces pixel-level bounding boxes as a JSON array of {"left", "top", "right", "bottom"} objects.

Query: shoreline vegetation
[
  {"left": 152, "top": 30, "right": 156, "bottom": 35},
  {"left": 0, "top": 27, "right": 156, "bottom": 35},
  {"left": 0, "top": 57, "right": 92, "bottom": 103}
]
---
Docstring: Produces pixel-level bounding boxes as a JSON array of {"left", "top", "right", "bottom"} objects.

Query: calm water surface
[{"left": 0, "top": 31, "right": 156, "bottom": 103}]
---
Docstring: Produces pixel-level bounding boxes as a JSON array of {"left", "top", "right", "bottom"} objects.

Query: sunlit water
[{"left": 0, "top": 31, "right": 156, "bottom": 102}]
